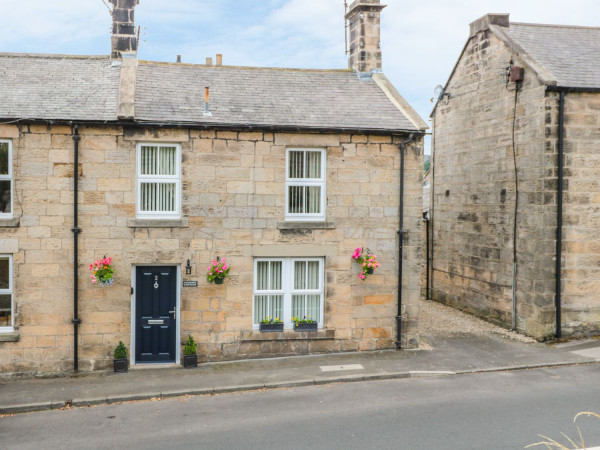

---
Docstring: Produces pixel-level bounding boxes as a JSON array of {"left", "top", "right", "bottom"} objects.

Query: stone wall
[
  {"left": 431, "top": 29, "right": 556, "bottom": 339},
  {"left": 0, "top": 123, "right": 423, "bottom": 376},
  {"left": 550, "top": 91, "right": 600, "bottom": 336}
]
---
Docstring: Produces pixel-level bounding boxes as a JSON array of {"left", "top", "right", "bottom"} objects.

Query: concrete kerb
[{"left": 2, "top": 360, "right": 599, "bottom": 415}]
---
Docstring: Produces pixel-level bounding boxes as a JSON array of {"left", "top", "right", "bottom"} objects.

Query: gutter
[
  {"left": 0, "top": 118, "right": 423, "bottom": 137},
  {"left": 396, "top": 133, "right": 415, "bottom": 349},
  {"left": 71, "top": 125, "right": 81, "bottom": 371}
]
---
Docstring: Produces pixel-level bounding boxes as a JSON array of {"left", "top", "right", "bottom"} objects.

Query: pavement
[{"left": 1, "top": 330, "right": 599, "bottom": 415}]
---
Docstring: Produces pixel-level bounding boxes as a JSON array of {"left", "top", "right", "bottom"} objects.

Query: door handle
[{"left": 169, "top": 309, "right": 176, "bottom": 320}]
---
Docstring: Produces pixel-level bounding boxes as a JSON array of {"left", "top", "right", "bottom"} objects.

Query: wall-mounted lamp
[{"left": 185, "top": 259, "right": 192, "bottom": 275}]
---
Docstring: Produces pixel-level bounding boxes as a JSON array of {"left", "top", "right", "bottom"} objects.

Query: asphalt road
[{"left": 2, "top": 364, "right": 600, "bottom": 450}]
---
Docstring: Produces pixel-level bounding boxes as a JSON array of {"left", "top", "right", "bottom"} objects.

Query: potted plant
[
  {"left": 113, "top": 341, "right": 128, "bottom": 373},
  {"left": 206, "top": 257, "right": 230, "bottom": 285},
  {"left": 292, "top": 316, "right": 318, "bottom": 332},
  {"left": 90, "top": 256, "right": 115, "bottom": 287},
  {"left": 352, "top": 247, "right": 381, "bottom": 280},
  {"left": 259, "top": 317, "right": 284, "bottom": 332},
  {"left": 183, "top": 335, "right": 198, "bottom": 368}
]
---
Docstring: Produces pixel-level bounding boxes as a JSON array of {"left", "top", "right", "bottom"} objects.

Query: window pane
[
  {"left": 159, "top": 146, "right": 177, "bottom": 175},
  {"left": 292, "top": 294, "right": 321, "bottom": 322},
  {"left": 288, "top": 185, "right": 304, "bottom": 214},
  {"left": 254, "top": 294, "right": 283, "bottom": 323},
  {"left": 0, "top": 180, "right": 11, "bottom": 214},
  {"left": 305, "top": 186, "right": 321, "bottom": 214},
  {"left": 0, "top": 294, "right": 10, "bottom": 327},
  {"left": 140, "top": 183, "right": 176, "bottom": 212},
  {"left": 140, "top": 146, "right": 158, "bottom": 175},
  {"left": 306, "top": 151, "right": 321, "bottom": 178},
  {"left": 288, "top": 151, "right": 304, "bottom": 179},
  {"left": 0, "top": 258, "right": 8, "bottom": 288},
  {"left": 306, "top": 294, "right": 321, "bottom": 322},
  {"left": 270, "top": 262, "right": 282, "bottom": 290},
  {"left": 294, "top": 261, "right": 306, "bottom": 290},
  {"left": 307, "top": 261, "right": 320, "bottom": 289},
  {"left": 0, "top": 143, "right": 8, "bottom": 175},
  {"left": 256, "top": 262, "right": 269, "bottom": 290}
]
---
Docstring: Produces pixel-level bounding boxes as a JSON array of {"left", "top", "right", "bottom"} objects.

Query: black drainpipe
[
  {"left": 423, "top": 211, "right": 430, "bottom": 299},
  {"left": 555, "top": 90, "right": 565, "bottom": 339},
  {"left": 396, "top": 133, "right": 414, "bottom": 349},
  {"left": 72, "top": 125, "right": 82, "bottom": 371}
]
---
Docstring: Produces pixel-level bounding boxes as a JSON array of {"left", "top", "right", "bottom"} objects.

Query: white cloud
[{"left": 1, "top": 0, "right": 599, "bottom": 148}]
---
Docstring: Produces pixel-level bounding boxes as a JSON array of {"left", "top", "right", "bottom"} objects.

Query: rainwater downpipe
[
  {"left": 396, "top": 133, "right": 414, "bottom": 349},
  {"left": 555, "top": 90, "right": 565, "bottom": 339},
  {"left": 72, "top": 125, "right": 82, "bottom": 372}
]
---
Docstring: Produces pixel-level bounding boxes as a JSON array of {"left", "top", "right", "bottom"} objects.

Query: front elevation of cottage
[{"left": 0, "top": 0, "right": 427, "bottom": 375}]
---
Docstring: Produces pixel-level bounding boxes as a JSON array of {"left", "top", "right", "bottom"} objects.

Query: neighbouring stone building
[
  {"left": 429, "top": 14, "right": 600, "bottom": 340},
  {"left": 0, "top": 0, "right": 427, "bottom": 376}
]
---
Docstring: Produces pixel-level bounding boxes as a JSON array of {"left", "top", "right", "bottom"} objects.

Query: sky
[{"left": 1, "top": 0, "right": 598, "bottom": 153}]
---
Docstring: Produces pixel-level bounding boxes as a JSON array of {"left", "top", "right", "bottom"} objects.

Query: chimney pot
[
  {"left": 206, "top": 57, "right": 213, "bottom": 66},
  {"left": 216, "top": 54, "right": 223, "bottom": 66},
  {"left": 176, "top": 55, "right": 182, "bottom": 63}
]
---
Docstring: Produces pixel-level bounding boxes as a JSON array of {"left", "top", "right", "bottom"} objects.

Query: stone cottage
[
  {"left": 0, "top": 0, "right": 427, "bottom": 375},
  {"left": 429, "top": 13, "right": 600, "bottom": 339}
]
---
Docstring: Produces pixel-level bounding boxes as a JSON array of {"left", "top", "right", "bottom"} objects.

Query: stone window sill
[
  {"left": 277, "top": 222, "right": 335, "bottom": 230},
  {"left": 128, "top": 218, "right": 189, "bottom": 228},
  {"left": 0, "top": 331, "right": 20, "bottom": 342},
  {"left": 0, "top": 218, "right": 20, "bottom": 228},
  {"left": 241, "top": 329, "right": 335, "bottom": 342}
]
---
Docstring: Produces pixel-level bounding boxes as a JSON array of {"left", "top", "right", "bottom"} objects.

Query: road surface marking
[{"left": 320, "top": 364, "right": 364, "bottom": 372}]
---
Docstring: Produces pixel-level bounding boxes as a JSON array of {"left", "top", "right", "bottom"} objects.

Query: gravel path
[{"left": 418, "top": 298, "right": 536, "bottom": 343}]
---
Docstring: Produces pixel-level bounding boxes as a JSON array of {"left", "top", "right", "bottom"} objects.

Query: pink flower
[
  {"left": 223, "top": 264, "right": 228, "bottom": 270},
  {"left": 359, "top": 274, "right": 365, "bottom": 280}
]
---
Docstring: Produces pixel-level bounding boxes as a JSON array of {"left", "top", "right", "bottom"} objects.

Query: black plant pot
[
  {"left": 114, "top": 358, "right": 128, "bottom": 373},
  {"left": 294, "top": 322, "right": 318, "bottom": 332},
  {"left": 183, "top": 354, "right": 198, "bottom": 368},
  {"left": 366, "top": 268, "right": 374, "bottom": 275},
  {"left": 215, "top": 278, "right": 224, "bottom": 285},
  {"left": 259, "top": 323, "right": 284, "bottom": 332}
]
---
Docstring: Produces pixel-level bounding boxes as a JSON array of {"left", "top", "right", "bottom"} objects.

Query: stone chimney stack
[
  {"left": 346, "top": 0, "right": 387, "bottom": 73},
  {"left": 110, "top": 0, "right": 139, "bottom": 58}
]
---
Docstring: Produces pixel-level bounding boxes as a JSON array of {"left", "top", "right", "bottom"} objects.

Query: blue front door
[{"left": 136, "top": 266, "right": 177, "bottom": 363}]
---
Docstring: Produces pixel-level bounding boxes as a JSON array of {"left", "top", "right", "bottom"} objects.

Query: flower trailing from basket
[
  {"left": 206, "top": 257, "right": 230, "bottom": 283},
  {"left": 260, "top": 316, "right": 283, "bottom": 324},
  {"left": 89, "top": 256, "right": 114, "bottom": 286},
  {"left": 292, "top": 316, "right": 317, "bottom": 324},
  {"left": 352, "top": 247, "right": 380, "bottom": 280}
]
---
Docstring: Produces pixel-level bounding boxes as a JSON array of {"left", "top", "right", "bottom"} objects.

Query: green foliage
[
  {"left": 424, "top": 159, "right": 431, "bottom": 173},
  {"left": 184, "top": 335, "right": 197, "bottom": 355},
  {"left": 114, "top": 341, "right": 127, "bottom": 360},
  {"left": 292, "top": 316, "right": 317, "bottom": 324},
  {"left": 260, "top": 316, "right": 283, "bottom": 324}
]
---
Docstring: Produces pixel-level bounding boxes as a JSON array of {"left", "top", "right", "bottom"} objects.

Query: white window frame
[
  {"left": 285, "top": 148, "right": 326, "bottom": 222},
  {"left": 0, "top": 139, "right": 13, "bottom": 219},
  {"left": 136, "top": 143, "right": 182, "bottom": 219},
  {"left": 0, "top": 255, "right": 13, "bottom": 332},
  {"left": 252, "top": 257, "right": 325, "bottom": 330}
]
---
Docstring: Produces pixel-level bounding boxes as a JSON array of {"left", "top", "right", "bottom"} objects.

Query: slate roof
[
  {"left": 0, "top": 54, "right": 120, "bottom": 121},
  {"left": 0, "top": 53, "right": 424, "bottom": 132},
  {"left": 505, "top": 23, "right": 600, "bottom": 88}
]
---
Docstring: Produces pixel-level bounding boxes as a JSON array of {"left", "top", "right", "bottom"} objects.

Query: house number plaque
[{"left": 183, "top": 280, "right": 198, "bottom": 287}]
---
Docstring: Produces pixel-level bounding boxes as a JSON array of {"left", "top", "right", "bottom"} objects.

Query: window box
[
  {"left": 293, "top": 322, "right": 318, "bottom": 332},
  {"left": 259, "top": 323, "right": 284, "bottom": 332}
]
